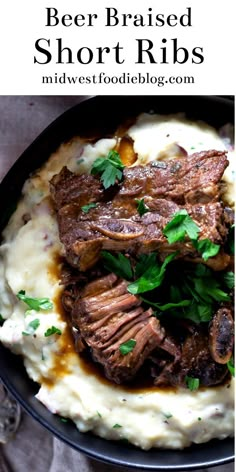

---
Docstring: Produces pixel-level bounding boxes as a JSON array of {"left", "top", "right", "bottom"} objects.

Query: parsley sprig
[
  {"left": 185, "top": 375, "right": 200, "bottom": 391},
  {"left": 91, "top": 150, "right": 124, "bottom": 189},
  {"left": 17, "top": 290, "right": 53, "bottom": 314},
  {"left": 44, "top": 326, "right": 62, "bottom": 337},
  {"left": 119, "top": 339, "right": 136, "bottom": 355},
  {"left": 101, "top": 251, "right": 177, "bottom": 295},
  {"left": 163, "top": 209, "right": 220, "bottom": 261},
  {"left": 135, "top": 198, "right": 149, "bottom": 216},
  {"left": 22, "top": 318, "right": 40, "bottom": 336},
  {"left": 128, "top": 252, "right": 177, "bottom": 295},
  {"left": 163, "top": 209, "right": 200, "bottom": 243},
  {"left": 102, "top": 251, "right": 133, "bottom": 280},
  {"left": 101, "top": 251, "right": 232, "bottom": 325},
  {"left": 192, "top": 239, "right": 220, "bottom": 261},
  {"left": 81, "top": 202, "right": 97, "bottom": 213}
]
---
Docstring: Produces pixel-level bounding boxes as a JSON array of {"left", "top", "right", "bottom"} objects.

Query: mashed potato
[{"left": 0, "top": 114, "right": 234, "bottom": 450}]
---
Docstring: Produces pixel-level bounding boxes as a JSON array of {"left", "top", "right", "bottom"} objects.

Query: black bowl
[{"left": 0, "top": 96, "right": 234, "bottom": 471}]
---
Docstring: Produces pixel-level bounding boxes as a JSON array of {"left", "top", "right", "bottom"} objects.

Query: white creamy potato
[{"left": 0, "top": 114, "right": 234, "bottom": 450}]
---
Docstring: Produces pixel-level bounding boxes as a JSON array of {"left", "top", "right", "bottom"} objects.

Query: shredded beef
[{"left": 71, "top": 274, "right": 167, "bottom": 383}]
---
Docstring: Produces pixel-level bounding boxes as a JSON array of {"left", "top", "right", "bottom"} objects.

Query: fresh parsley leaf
[
  {"left": 185, "top": 376, "right": 200, "bottom": 391},
  {"left": 198, "top": 417, "right": 202, "bottom": 421},
  {"left": 227, "top": 357, "right": 235, "bottom": 377},
  {"left": 180, "top": 265, "right": 230, "bottom": 306},
  {"left": 195, "top": 304, "right": 212, "bottom": 322},
  {"left": 22, "top": 318, "right": 40, "bottom": 336},
  {"left": 60, "top": 418, "right": 68, "bottom": 423},
  {"left": 193, "top": 264, "right": 212, "bottom": 278},
  {"left": 128, "top": 252, "right": 177, "bottom": 295},
  {"left": 0, "top": 314, "right": 4, "bottom": 326},
  {"left": 222, "top": 271, "right": 234, "bottom": 290},
  {"left": 163, "top": 209, "right": 200, "bottom": 244},
  {"left": 119, "top": 339, "right": 136, "bottom": 356},
  {"left": 91, "top": 150, "right": 124, "bottom": 189},
  {"left": 135, "top": 253, "right": 157, "bottom": 278},
  {"left": 169, "top": 285, "right": 182, "bottom": 302},
  {"left": 193, "top": 239, "right": 220, "bottom": 260},
  {"left": 102, "top": 251, "right": 133, "bottom": 280},
  {"left": 17, "top": 290, "right": 53, "bottom": 313},
  {"left": 113, "top": 423, "right": 122, "bottom": 428},
  {"left": 44, "top": 326, "right": 62, "bottom": 337},
  {"left": 81, "top": 202, "right": 97, "bottom": 213},
  {"left": 182, "top": 302, "right": 213, "bottom": 323},
  {"left": 135, "top": 198, "right": 149, "bottom": 216},
  {"left": 97, "top": 411, "right": 102, "bottom": 418},
  {"left": 192, "top": 277, "right": 230, "bottom": 303}
]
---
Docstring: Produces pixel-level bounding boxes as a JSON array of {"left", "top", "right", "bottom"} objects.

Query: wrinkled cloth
[
  {"left": 0, "top": 96, "right": 234, "bottom": 472},
  {"left": 0, "top": 411, "right": 234, "bottom": 472}
]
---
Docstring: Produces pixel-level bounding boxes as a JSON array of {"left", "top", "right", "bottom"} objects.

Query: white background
[{"left": 0, "top": 0, "right": 235, "bottom": 95}]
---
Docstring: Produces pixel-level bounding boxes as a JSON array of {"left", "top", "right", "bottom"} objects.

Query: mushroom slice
[{"left": 209, "top": 307, "right": 234, "bottom": 364}]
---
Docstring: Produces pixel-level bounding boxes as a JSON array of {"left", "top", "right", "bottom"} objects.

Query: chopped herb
[
  {"left": 163, "top": 209, "right": 200, "bottom": 244},
  {"left": 227, "top": 357, "right": 235, "bottom": 377},
  {"left": 135, "top": 253, "right": 157, "bottom": 278},
  {"left": 44, "top": 326, "right": 62, "bottom": 337},
  {"left": 97, "top": 411, "right": 102, "bottom": 418},
  {"left": 81, "top": 202, "right": 97, "bottom": 213},
  {"left": 191, "top": 276, "right": 230, "bottom": 303},
  {"left": 17, "top": 290, "right": 53, "bottom": 313},
  {"left": 182, "top": 302, "right": 212, "bottom": 324},
  {"left": 163, "top": 412, "right": 173, "bottom": 419},
  {"left": 192, "top": 239, "right": 220, "bottom": 260},
  {"left": 113, "top": 423, "right": 122, "bottom": 428},
  {"left": 91, "top": 150, "right": 124, "bottom": 189},
  {"left": 22, "top": 318, "right": 40, "bottom": 336},
  {"left": 185, "top": 376, "right": 200, "bottom": 391},
  {"left": 0, "top": 314, "right": 4, "bottom": 326},
  {"left": 198, "top": 417, "right": 202, "bottom": 421},
  {"left": 119, "top": 339, "right": 136, "bottom": 356},
  {"left": 60, "top": 418, "right": 68, "bottom": 423},
  {"left": 222, "top": 271, "right": 234, "bottom": 290},
  {"left": 77, "top": 158, "right": 84, "bottom": 165},
  {"left": 135, "top": 198, "right": 149, "bottom": 216},
  {"left": 128, "top": 252, "right": 177, "bottom": 295},
  {"left": 102, "top": 251, "right": 133, "bottom": 280}
]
